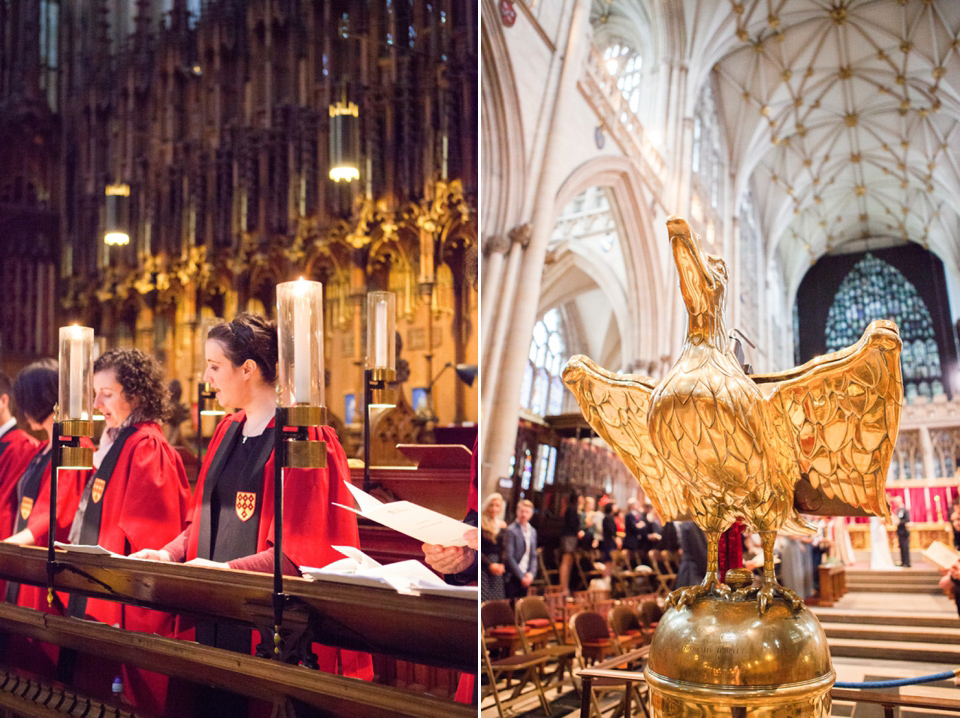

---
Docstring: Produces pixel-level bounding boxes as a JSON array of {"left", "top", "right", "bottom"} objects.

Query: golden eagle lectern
[{"left": 563, "top": 217, "right": 902, "bottom": 614}]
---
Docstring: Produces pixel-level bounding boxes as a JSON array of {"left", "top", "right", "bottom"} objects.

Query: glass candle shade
[
  {"left": 366, "top": 291, "right": 396, "bottom": 371},
  {"left": 277, "top": 278, "right": 325, "bottom": 407},
  {"left": 419, "top": 226, "right": 436, "bottom": 286},
  {"left": 59, "top": 325, "right": 94, "bottom": 422}
]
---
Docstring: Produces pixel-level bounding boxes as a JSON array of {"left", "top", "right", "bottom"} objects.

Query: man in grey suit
[{"left": 503, "top": 499, "right": 537, "bottom": 599}]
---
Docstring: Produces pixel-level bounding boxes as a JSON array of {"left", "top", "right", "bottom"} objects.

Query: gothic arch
[
  {"left": 551, "top": 154, "right": 668, "bottom": 365},
  {"left": 480, "top": 0, "right": 526, "bottom": 239}
]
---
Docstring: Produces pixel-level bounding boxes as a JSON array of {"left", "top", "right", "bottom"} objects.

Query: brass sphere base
[{"left": 644, "top": 591, "right": 834, "bottom": 718}]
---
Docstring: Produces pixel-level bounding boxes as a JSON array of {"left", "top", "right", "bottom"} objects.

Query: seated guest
[
  {"left": 504, "top": 499, "right": 537, "bottom": 599},
  {"left": 130, "top": 314, "right": 370, "bottom": 692},
  {"left": 65, "top": 349, "right": 192, "bottom": 712},
  {"left": 0, "top": 372, "right": 40, "bottom": 541},
  {"left": 3, "top": 360, "right": 87, "bottom": 677}
]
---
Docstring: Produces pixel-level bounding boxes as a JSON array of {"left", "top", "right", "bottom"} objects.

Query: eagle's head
[{"left": 667, "top": 216, "right": 728, "bottom": 327}]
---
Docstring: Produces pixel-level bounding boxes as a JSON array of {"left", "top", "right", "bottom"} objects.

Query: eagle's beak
[{"left": 667, "top": 216, "right": 713, "bottom": 314}]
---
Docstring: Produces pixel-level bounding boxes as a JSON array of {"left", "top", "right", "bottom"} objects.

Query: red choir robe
[
  {"left": 0, "top": 427, "right": 41, "bottom": 598},
  {"left": 182, "top": 411, "right": 372, "bottom": 679},
  {"left": 70, "top": 422, "right": 191, "bottom": 712},
  {"left": 0, "top": 426, "right": 41, "bottom": 539},
  {"left": 5, "top": 443, "right": 88, "bottom": 678}
]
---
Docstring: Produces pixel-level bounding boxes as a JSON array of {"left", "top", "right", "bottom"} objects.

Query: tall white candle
[
  {"left": 69, "top": 329, "right": 83, "bottom": 419},
  {"left": 374, "top": 299, "right": 387, "bottom": 367},
  {"left": 293, "top": 281, "right": 311, "bottom": 403}
]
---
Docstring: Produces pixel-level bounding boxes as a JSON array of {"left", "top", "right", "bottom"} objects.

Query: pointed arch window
[
  {"left": 692, "top": 83, "right": 722, "bottom": 210},
  {"left": 521, "top": 308, "right": 568, "bottom": 416},
  {"left": 602, "top": 43, "right": 642, "bottom": 115},
  {"left": 824, "top": 254, "right": 943, "bottom": 402}
]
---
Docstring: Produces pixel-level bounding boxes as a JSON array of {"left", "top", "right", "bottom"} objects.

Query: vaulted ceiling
[
  {"left": 601, "top": 0, "right": 960, "bottom": 293},
  {"left": 712, "top": 0, "right": 960, "bottom": 289}
]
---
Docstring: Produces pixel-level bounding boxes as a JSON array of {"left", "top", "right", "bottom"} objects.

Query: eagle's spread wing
[
  {"left": 751, "top": 320, "right": 902, "bottom": 522},
  {"left": 562, "top": 355, "right": 688, "bottom": 521}
]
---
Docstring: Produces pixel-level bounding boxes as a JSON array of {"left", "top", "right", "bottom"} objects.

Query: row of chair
[
  {"left": 537, "top": 545, "right": 680, "bottom": 598},
  {"left": 481, "top": 595, "right": 664, "bottom": 717}
]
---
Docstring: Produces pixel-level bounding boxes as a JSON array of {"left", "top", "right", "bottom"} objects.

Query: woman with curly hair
[
  {"left": 64, "top": 348, "right": 191, "bottom": 711},
  {"left": 131, "top": 312, "right": 370, "bottom": 711}
]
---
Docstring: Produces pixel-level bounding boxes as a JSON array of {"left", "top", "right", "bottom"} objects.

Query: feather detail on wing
[
  {"left": 752, "top": 320, "right": 902, "bottom": 523},
  {"left": 561, "top": 355, "right": 688, "bottom": 522}
]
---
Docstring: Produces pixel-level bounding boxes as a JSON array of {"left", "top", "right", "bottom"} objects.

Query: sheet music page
[
  {"left": 54, "top": 542, "right": 117, "bottom": 556},
  {"left": 334, "top": 481, "right": 472, "bottom": 546},
  {"left": 921, "top": 540, "right": 960, "bottom": 570}
]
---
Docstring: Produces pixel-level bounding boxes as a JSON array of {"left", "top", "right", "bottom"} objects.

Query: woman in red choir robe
[
  {"left": 3, "top": 360, "right": 88, "bottom": 677},
  {"left": 131, "top": 313, "right": 371, "bottom": 714},
  {"left": 0, "top": 372, "right": 41, "bottom": 579},
  {"left": 65, "top": 348, "right": 191, "bottom": 712}
]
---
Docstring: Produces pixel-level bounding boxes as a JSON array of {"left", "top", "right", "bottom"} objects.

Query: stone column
[
  {"left": 482, "top": 0, "right": 592, "bottom": 496},
  {"left": 480, "top": 224, "right": 532, "bottom": 449},
  {"left": 480, "top": 233, "right": 511, "bottom": 352}
]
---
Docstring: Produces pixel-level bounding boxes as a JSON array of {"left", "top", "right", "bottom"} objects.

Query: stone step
[
  {"left": 814, "top": 610, "right": 958, "bottom": 630},
  {"left": 828, "top": 637, "right": 960, "bottom": 664},
  {"left": 823, "top": 622, "right": 960, "bottom": 645},
  {"left": 844, "top": 569, "right": 941, "bottom": 581},
  {"left": 844, "top": 582, "right": 943, "bottom": 594}
]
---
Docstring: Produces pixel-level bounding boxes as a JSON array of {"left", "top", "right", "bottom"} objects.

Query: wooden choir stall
[
  {"left": 0, "top": 434, "right": 477, "bottom": 718},
  {"left": 0, "top": 542, "right": 476, "bottom": 718}
]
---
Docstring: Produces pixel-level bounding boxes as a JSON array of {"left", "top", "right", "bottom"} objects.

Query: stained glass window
[
  {"left": 692, "top": 83, "right": 723, "bottom": 209},
  {"left": 602, "top": 43, "right": 643, "bottom": 115},
  {"left": 521, "top": 308, "right": 567, "bottom": 416},
  {"left": 824, "top": 253, "right": 942, "bottom": 402}
]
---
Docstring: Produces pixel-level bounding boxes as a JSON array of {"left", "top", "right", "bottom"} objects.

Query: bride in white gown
[{"left": 869, "top": 516, "right": 897, "bottom": 570}]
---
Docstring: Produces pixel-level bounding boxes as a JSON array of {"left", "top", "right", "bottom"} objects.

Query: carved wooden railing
[{"left": 0, "top": 545, "right": 476, "bottom": 717}]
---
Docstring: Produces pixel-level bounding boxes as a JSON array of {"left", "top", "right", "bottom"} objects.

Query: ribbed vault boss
[{"left": 563, "top": 217, "right": 902, "bottom": 613}]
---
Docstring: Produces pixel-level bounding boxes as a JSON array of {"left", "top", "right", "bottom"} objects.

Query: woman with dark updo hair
[
  {"left": 131, "top": 312, "right": 370, "bottom": 690},
  {"left": 3, "top": 360, "right": 87, "bottom": 678},
  {"left": 63, "top": 348, "right": 191, "bottom": 712},
  {"left": 4, "top": 360, "right": 88, "bottom": 555}
]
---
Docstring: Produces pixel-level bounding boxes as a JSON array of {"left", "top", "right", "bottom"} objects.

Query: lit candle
[
  {"left": 374, "top": 299, "right": 387, "bottom": 368},
  {"left": 69, "top": 326, "right": 83, "bottom": 419},
  {"left": 293, "top": 279, "right": 311, "bottom": 403}
]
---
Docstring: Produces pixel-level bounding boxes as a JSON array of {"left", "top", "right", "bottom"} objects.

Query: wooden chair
[
  {"left": 482, "top": 600, "right": 525, "bottom": 658},
  {"left": 574, "top": 549, "right": 603, "bottom": 590},
  {"left": 648, "top": 550, "right": 676, "bottom": 597},
  {"left": 515, "top": 596, "right": 577, "bottom": 692},
  {"left": 607, "top": 604, "right": 647, "bottom": 652},
  {"left": 482, "top": 599, "right": 550, "bottom": 658},
  {"left": 535, "top": 546, "right": 560, "bottom": 591},
  {"left": 638, "top": 599, "right": 663, "bottom": 641},
  {"left": 481, "top": 630, "right": 554, "bottom": 717},
  {"left": 568, "top": 611, "right": 636, "bottom": 718},
  {"left": 569, "top": 610, "right": 619, "bottom": 667}
]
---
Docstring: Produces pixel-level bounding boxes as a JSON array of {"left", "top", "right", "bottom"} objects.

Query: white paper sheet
[
  {"left": 300, "top": 545, "right": 455, "bottom": 596},
  {"left": 333, "top": 481, "right": 473, "bottom": 546},
  {"left": 54, "top": 542, "right": 118, "bottom": 557}
]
